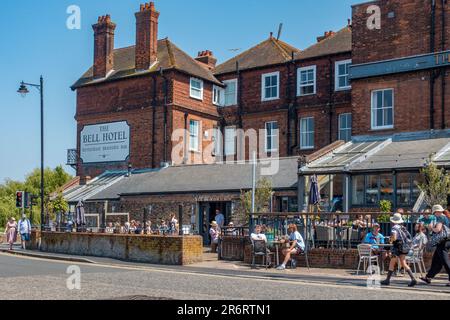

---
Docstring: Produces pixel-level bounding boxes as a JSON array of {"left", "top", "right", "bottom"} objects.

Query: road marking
[{"left": 1, "top": 252, "right": 449, "bottom": 297}]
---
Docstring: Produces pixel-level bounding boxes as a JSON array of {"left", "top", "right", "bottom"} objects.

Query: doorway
[{"left": 199, "top": 201, "right": 231, "bottom": 245}]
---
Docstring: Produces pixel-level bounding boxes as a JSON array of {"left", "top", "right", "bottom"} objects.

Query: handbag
[{"left": 430, "top": 225, "right": 450, "bottom": 247}]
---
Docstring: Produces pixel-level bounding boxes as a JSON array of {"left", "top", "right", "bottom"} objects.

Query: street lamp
[{"left": 17, "top": 76, "right": 45, "bottom": 232}]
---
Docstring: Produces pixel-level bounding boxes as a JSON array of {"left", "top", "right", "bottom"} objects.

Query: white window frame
[
  {"left": 189, "top": 120, "right": 200, "bottom": 152},
  {"left": 371, "top": 89, "right": 394, "bottom": 130},
  {"left": 335, "top": 59, "right": 352, "bottom": 91},
  {"left": 297, "top": 66, "right": 317, "bottom": 96},
  {"left": 190, "top": 77, "right": 204, "bottom": 100},
  {"left": 299, "top": 117, "right": 315, "bottom": 150},
  {"left": 338, "top": 113, "right": 352, "bottom": 142},
  {"left": 213, "top": 85, "right": 224, "bottom": 106},
  {"left": 265, "top": 121, "right": 279, "bottom": 152},
  {"left": 223, "top": 79, "right": 238, "bottom": 106},
  {"left": 261, "top": 72, "right": 280, "bottom": 101},
  {"left": 212, "top": 127, "right": 222, "bottom": 156},
  {"left": 224, "top": 126, "right": 237, "bottom": 156}
]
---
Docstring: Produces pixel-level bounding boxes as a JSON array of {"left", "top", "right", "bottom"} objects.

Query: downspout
[
  {"left": 286, "top": 52, "right": 294, "bottom": 156},
  {"left": 160, "top": 68, "right": 169, "bottom": 164},
  {"left": 236, "top": 61, "right": 243, "bottom": 129},
  {"left": 441, "top": 0, "right": 447, "bottom": 129},
  {"left": 328, "top": 57, "right": 334, "bottom": 144},
  {"left": 151, "top": 75, "right": 157, "bottom": 168},
  {"left": 430, "top": 0, "right": 437, "bottom": 130},
  {"left": 183, "top": 112, "right": 188, "bottom": 164}
]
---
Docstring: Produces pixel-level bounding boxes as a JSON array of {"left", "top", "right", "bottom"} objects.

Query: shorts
[
  {"left": 293, "top": 247, "right": 304, "bottom": 255},
  {"left": 21, "top": 233, "right": 30, "bottom": 242}
]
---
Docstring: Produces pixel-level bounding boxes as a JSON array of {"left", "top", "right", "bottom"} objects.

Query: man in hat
[
  {"left": 17, "top": 214, "right": 31, "bottom": 250},
  {"left": 209, "top": 221, "right": 220, "bottom": 253},
  {"left": 430, "top": 205, "right": 449, "bottom": 229}
]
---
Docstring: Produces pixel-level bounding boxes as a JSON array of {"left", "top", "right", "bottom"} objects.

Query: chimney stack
[
  {"left": 195, "top": 50, "right": 217, "bottom": 70},
  {"left": 92, "top": 15, "right": 116, "bottom": 79},
  {"left": 135, "top": 2, "right": 160, "bottom": 70},
  {"left": 316, "top": 30, "right": 336, "bottom": 43}
]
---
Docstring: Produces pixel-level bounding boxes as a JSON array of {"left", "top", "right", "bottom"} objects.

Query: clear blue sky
[{"left": 0, "top": 0, "right": 360, "bottom": 182}]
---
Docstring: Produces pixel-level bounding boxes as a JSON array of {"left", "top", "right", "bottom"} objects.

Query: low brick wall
[
  {"left": 244, "top": 244, "right": 435, "bottom": 270},
  {"left": 39, "top": 232, "right": 203, "bottom": 265}
]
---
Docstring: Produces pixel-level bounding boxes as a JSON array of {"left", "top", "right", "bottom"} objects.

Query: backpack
[{"left": 396, "top": 226, "right": 413, "bottom": 254}]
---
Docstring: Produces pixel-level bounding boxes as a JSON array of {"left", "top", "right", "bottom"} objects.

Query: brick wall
[
  {"left": 40, "top": 231, "right": 203, "bottom": 265},
  {"left": 351, "top": 0, "right": 450, "bottom": 136}
]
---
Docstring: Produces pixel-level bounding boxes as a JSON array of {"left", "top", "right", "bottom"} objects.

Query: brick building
[{"left": 66, "top": 0, "right": 450, "bottom": 224}]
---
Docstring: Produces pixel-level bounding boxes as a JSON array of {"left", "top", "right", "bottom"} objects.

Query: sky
[{"left": 0, "top": 0, "right": 360, "bottom": 183}]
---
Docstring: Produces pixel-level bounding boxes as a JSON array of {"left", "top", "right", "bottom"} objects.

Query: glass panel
[
  {"left": 384, "top": 90, "right": 393, "bottom": 107},
  {"left": 366, "top": 175, "right": 379, "bottom": 205},
  {"left": 396, "top": 173, "right": 411, "bottom": 206},
  {"left": 376, "top": 91, "right": 383, "bottom": 108},
  {"left": 377, "top": 109, "right": 384, "bottom": 127},
  {"left": 380, "top": 174, "right": 393, "bottom": 202},
  {"left": 411, "top": 173, "right": 423, "bottom": 205},
  {"left": 352, "top": 175, "right": 365, "bottom": 205}
]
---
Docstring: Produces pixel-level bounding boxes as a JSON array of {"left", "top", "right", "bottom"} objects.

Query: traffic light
[
  {"left": 16, "top": 191, "right": 24, "bottom": 209},
  {"left": 24, "top": 192, "right": 31, "bottom": 209}
]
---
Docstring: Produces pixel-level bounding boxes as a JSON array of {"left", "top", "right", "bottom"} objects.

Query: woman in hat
[
  {"left": 420, "top": 205, "right": 450, "bottom": 287},
  {"left": 4, "top": 217, "right": 18, "bottom": 251},
  {"left": 209, "top": 221, "right": 220, "bottom": 253},
  {"left": 380, "top": 213, "right": 417, "bottom": 287}
]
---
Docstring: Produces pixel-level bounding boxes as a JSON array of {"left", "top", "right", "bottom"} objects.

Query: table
[
  {"left": 370, "top": 243, "right": 393, "bottom": 274},
  {"left": 271, "top": 241, "right": 290, "bottom": 266}
]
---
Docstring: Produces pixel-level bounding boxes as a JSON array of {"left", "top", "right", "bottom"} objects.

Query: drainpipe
[
  {"left": 183, "top": 112, "right": 188, "bottom": 164},
  {"left": 286, "top": 52, "right": 295, "bottom": 156},
  {"left": 160, "top": 68, "right": 169, "bottom": 163},
  {"left": 236, "top": 61, "right": 243, "bottom": 129},
  {"left": 328, "top": 57, "right": 334, "bottom": 144},
  {"left": 430, "top": 0, "right": 437, "bottom": 130},
  {"left": 151, "top": 75, "right": 157, "bottom": 168},
  {"left": 441, "top": 0, "right": 447, "bottom": 129}
]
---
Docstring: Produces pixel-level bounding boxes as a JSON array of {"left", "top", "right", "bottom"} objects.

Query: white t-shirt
[
  {"left": 289, "top": 231, "right": 305, "bottom": 251},
  {"left": 251, "top": 233, "right": 267, "bottom": 243}
]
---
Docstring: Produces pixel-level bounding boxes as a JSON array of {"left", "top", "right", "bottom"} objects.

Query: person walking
[
  {"left": 17, "top": 214, "right": 31, "bottom": 250},
  {"left": 380, "top": 213, "right": 417, "bottom": 287},
  {"left": 209, "top": 221, "right": 220, "bottom": 253},
  {"left": 4, "top": 218, "right": 18, "bottom": 251},
  {"left": 420, "top": 205, "right": 450, "bottom": 287}
]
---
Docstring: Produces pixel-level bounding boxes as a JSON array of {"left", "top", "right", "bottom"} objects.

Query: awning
[{"left": 300, "top": 130, "right": 450, "bottom": 175}]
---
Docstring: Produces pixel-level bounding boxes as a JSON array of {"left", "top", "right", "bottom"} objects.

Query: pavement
[{"left": 0, "top": 244, "right": 449, "bottom": 300}]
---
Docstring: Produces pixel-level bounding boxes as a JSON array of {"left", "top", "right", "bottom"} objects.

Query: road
[{"left": 0, "top": 252, "right": 448, "bottom": 300}]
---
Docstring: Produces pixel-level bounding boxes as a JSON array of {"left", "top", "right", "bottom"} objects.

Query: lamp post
[{"left": 17, "top": 76, "right": 45, "bottom": 232}]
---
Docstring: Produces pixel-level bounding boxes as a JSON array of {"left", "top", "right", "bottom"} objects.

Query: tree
[
  {"left": 418, "top": 158, "right": 450, "bottom": 208},
  {"left": 0, "top": 166, "right": 72, "bottom": 227},
  {"left": 48, "top": 192, "right": 69, "bottom": 224},
  {"left": 236, "top": 178, "right": 274, "bottom": 224}
]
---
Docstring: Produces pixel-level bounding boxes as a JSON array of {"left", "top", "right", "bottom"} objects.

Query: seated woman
[{"left": 276, "top": 224, "right": 305, "bottom": 270}]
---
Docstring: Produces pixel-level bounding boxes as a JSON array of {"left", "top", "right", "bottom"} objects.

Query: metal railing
[{"left": 250, "top": 212, "right": 423, "bottom": 250}]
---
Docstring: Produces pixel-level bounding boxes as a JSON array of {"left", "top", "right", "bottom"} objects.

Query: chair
[
  {"left": 406, "top": 247, "right": 426, "bottom": 276},
  {"left": 251, "top": 239, "right": 274, "bottom": 270},
  {"left": 357, "top": 244, "right": 379, "bottom": 275},
  {"left": 316, "top": 225, "right": 334, "bottom": 248}
]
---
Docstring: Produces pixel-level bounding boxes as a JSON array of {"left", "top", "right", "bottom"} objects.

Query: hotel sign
[{"left": 80, "top": 121, "right": 130, "bottom": 164}]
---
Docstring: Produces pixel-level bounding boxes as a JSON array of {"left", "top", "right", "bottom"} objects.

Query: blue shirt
[
  {"left": 363, "top": 232, "right": 385, "bottom": 249},
  {"left": 436, "top": 215, "right": 449, "bottom": 227},
  {"left": 215, "top": 214, "right": 225, "bottom": 228},
  {"left": 419, "top": 215, "right": 436, "bottom": 226}
]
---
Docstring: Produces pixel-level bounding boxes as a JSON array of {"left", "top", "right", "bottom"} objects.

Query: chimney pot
[
  {"left": 135, "top": 2, "right": 160, "bottom": 70},
  {"left": 92, "top": 14, "right": 116, "bottom": 79},
  {"left": 195, "top": 50, "right": 217, "bottom": 70}
]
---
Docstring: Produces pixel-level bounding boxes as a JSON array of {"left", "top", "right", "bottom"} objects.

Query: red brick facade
[
  {"left": 73, "top": 0, "right": 450, "bottom": 181},
  {"left": 351, "top": 0, "right": 450, "bottom": 135}
]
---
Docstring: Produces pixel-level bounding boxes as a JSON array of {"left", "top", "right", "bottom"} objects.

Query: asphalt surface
[{"left": 0, "top": 252, "right": 449, "bottom": 300}]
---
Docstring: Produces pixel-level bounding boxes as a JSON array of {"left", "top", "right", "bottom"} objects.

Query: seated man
[
  {"left": 277, "top": 224, "right": 305, "bottom": 270},
  {"left": 250, "top": 225, "right": 272, "bottom": 266},
  {"left": 363, "top": 224, "right": 387, "bottom": 264}
]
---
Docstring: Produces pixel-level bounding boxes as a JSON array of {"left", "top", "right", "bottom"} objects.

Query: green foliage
[
  {"left": 379, "top": 200, "right": 392, "bottom": 213},
  {"left": 0, "top": 166, "right": 72, "bottom": 227},
  {"left": 377, "top": 200, "right": 392, "bottom": 223},
  {"left": 48, "top": 192, "right": 69, "bottom": 221},
  {"left": 237, "top": 178, "right": 274, "bottom": 223},
  {"left": 418, "top": 158, "right": 450, "bottom": 208}
]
